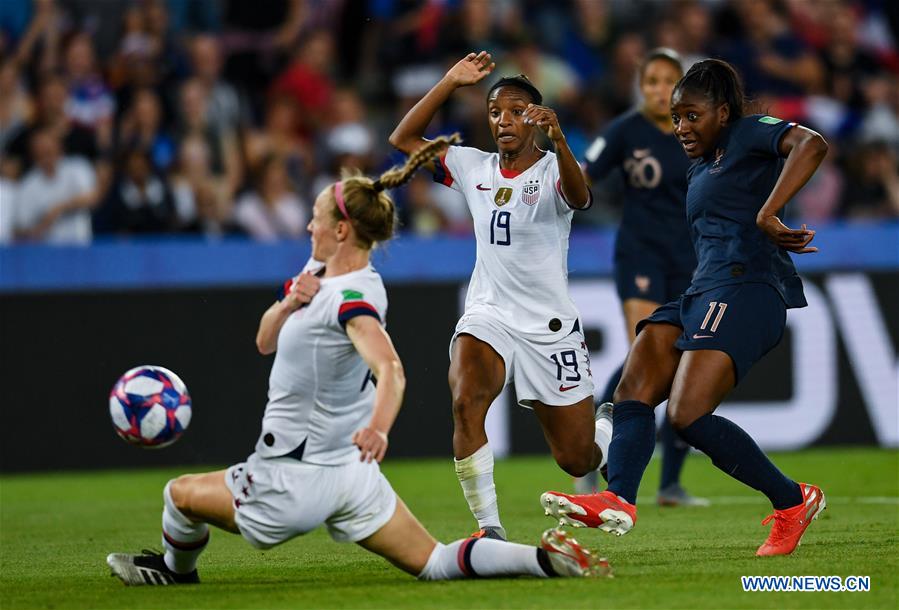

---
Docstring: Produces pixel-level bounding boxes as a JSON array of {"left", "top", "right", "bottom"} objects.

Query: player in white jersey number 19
[{"left": 390, "top": 52, "right": 613, "bottom": 540}]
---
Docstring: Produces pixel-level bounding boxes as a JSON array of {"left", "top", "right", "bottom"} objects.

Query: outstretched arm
[
  {"left": 388, "top": 51, "right": 494, "bottom": 156},
  {"left": 347, "top": 317, "right": 406, "bottom": 463},
  {"left": 523, "top": 104, "right": 591, "bottom": 208},
  {"left": 756, "top": 125, "right": 828, "bottom": 253}
]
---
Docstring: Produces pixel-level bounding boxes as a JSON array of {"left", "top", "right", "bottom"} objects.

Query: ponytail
[
  {"left": 333, "top": 133, "right": 462, "bottom": 249},
  {"left": 377, "top": 133, "right": 461, "bottom": 190},
  {"left": 673, "top": 59, "right": 746, "bottom": 122}
]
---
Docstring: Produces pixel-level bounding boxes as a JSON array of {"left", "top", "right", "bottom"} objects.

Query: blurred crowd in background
[{"left": 0, "top": 0, "right": 897, "bottom": 245}]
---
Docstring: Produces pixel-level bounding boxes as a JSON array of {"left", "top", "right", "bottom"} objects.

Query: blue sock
[
  {"left": 606, "top": 400, "right": 656, "bottom": 505},
  {"left": 658, "top": 413, "right": 689, "bottom": 490},
  {"left": 677, "top": 413, "right": 802, "bottom": 510},
  {"left": 599, "top": 363, "right": 624, "bottom": 404}
]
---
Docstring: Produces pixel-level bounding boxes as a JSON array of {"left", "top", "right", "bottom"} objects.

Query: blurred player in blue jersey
[
  {"left": 543, "top": 59, "right": 828, "bottom": 557},
  {"left": 577, "top": 49, "right": 707, "bottom": 507}
]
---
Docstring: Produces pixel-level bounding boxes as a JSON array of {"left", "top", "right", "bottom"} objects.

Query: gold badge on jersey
[{"left": 494, "top": 187, "right": 513, "bottom": 207}]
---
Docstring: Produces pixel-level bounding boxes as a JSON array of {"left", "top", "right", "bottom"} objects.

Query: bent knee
[
  {"left": 167, "top": 475, "right": 196, "bottom": 513},
  {"left": 451, "top": 389, "right": 495, "bottom": 422},
  {"left": 666, "top": 402, "right": 701, "bottom": 431},
  {"left": 613, "top": 375, "right": 666, "bottom": 407},
  {"left": 553, "top": 449, "right": 595, "bottom": 478}
]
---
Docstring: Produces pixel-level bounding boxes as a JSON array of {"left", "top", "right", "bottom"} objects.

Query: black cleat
[
  {"left": 107, "top": 549, "right": 200, "bottom": 586},
  {"left": 469, "top": 526, "right": 506, "bottom": 541}
]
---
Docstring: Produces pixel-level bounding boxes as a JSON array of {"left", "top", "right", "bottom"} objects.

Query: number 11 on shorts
[{"left": 700, "top": 301, "right": 728, "bottom": 332}]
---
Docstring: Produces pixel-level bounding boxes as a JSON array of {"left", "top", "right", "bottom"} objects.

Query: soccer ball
[{"left": 109, "top": 365, "right": 192, "bottom": 448}]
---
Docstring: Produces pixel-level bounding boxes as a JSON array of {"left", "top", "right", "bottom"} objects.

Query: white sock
[
  {"left": 161, "top": 481, "right": 209, "bottom": 574},
  {"left": 574, "top": 470, "right": 599, "bottom": 494},
  {"left": 417, "top": 538, "right": 550, "bottom": 580},
  {"left": 595, "top": 417, "right": 613, "bottom": 469},
  {"left": 454, "top": 444, "right": 504, "bottom": 536}
]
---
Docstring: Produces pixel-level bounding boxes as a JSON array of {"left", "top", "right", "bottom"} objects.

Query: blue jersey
[
  {"left": 684, "top": 115, "right": 807, "bottom": 308},
  {"left": 585, "top": 110, "right": 696, "bottom": 273}
]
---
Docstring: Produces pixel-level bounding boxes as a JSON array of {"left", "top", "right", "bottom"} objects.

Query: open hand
[
  {"left": 445, "top": 51, "right": 495, "bottom": 87},
  {"left": 352, "top": 426, "right": 388, "bottom": 463},
  {"left": 523, "top": 103, "right": 564, "bottom": 142},
  {"left": 757, "top": 216, "right": 818, "bottom": 253}
]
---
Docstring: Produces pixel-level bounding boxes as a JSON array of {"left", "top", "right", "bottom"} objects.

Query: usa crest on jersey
[{"left": 521, "top": 180, "right": 540, "bottom": 205}]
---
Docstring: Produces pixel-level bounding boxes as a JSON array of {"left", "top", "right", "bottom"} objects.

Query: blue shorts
[
  {"left": 636, "top": 282, "right": 786, "bottom": 383},
  {"left": 614, "top": 257, "right": 693, "bottom": 304}
]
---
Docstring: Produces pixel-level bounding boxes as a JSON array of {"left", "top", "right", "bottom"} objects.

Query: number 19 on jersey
[{"left": 490, "top": 210, "right": 511, "bottom": 246}]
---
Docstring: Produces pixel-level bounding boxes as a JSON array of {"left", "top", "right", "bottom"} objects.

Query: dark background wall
[
  {"left": 2, "top": 273, "right": 896, "bottom": 472},
  {"left": 1, "top": 283, "right": 461, "bottom": 471}
]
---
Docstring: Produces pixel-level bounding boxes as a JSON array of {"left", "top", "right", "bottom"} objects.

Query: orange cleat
[
  {"left": 540, "top": 490, "right": 637, "bottom": 536},
  {"left": 540, "top": 528, "right": 612, "bottom": 578},
  {"left": 756, "top": 483, "right": 826, "bottom": 556}
]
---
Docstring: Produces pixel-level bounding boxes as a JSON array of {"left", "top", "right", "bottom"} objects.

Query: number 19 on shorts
[{"left": 550, "top": 350, "right": 581, "bottom": 382}]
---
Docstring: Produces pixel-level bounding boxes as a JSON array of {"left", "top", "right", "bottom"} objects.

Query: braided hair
[
  {"left": 672, "top": 59, "right": 746, "bottom": 123},
  {"left": 332, "top": 133, "right": 462, "bottom": 249}
]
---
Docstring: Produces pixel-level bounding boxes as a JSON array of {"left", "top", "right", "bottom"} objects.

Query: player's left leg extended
[
  {"left": 668, "top": 350, "right": 824, "bottom": 555},
  {"left": 358, "top": 496, "right": 608, "bottom": 579},
  {"left": 107, "top": 470, "right": 237, "bottom": 585},
  {"left": 619, "top": 297, "right": 704, "bottom": 506},
  {"left": 449, "top": 333, "right": 508, "bottom": 539}
]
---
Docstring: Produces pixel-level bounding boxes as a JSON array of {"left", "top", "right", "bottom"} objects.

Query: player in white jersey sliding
[
  {"left": 389, "top": 51, "right": 613, "bottom": 541},
  {"left": 106, "top": 136, "right": 608, "bottom": 586}
]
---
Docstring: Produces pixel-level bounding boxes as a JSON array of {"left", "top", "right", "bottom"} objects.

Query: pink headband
[{"left": 334, "top": 181, "right": 350, "bottom": 220}]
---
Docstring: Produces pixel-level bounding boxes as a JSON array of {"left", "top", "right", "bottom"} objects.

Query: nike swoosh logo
[
  {"left": 559, "top": 384, "right": 579, "bottom": 392},
  {"left": 476, "top": 184, "right": 491, "bottom": 191},
  {"left": 692, "top": 333, "right": 714, "bottom": 339}
]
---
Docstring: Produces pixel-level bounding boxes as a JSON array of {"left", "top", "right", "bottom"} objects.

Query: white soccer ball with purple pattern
[{"left": 109, "top": 366, "right": 192, "bottom": 448}]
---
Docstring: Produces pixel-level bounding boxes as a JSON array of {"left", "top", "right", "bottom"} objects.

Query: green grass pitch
[{"left": 2, "top": 448, "right": 897, "bottom": 609}]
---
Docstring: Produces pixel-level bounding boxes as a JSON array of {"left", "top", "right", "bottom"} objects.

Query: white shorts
[
  {"left": 225, "top": 453, "right": 397, "bottom": 549},
  {"left": 450, "top": 312, "right": 595, "bottom": 408}
]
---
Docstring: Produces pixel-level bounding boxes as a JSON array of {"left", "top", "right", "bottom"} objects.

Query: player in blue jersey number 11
[
  {"left": 579, "top": 48, "right": 707, "bottom": 507},
  {"left": 542, "top": 59, "right": 828, "bottom": 557}
]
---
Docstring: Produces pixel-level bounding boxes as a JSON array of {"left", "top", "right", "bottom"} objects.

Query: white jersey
[
  {"left": 14, "top": 157, "right": 96, "bottom": 244},
  {"left": 255, "top": 260, "right": 387, "bottom": 465},
  {"left": 435, "top": 145, "right": 586, "bottom": 342}
]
